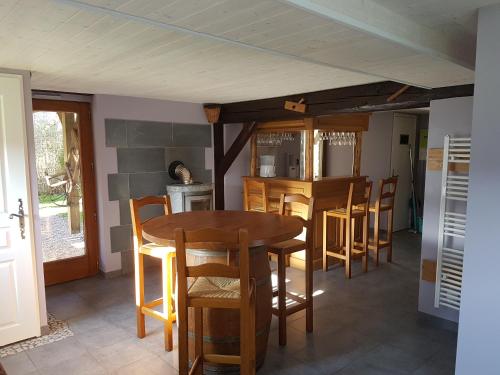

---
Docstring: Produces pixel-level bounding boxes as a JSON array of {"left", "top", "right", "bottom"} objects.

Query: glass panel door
[
  {"left": 33, "top": 99, "right": 98, "bottom": 285},
  {"left": 34, "top": 111, "right": 85, "bottom": 262}
]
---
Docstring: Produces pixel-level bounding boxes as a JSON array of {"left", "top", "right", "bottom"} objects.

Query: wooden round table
[{"left": 142, "top": 210, "right": 302, "bottom": 372}]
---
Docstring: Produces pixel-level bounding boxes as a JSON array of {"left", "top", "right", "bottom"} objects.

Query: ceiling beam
[
  {"left": 280, "top": 0, "right": 476, "bottom": 70},
  {"left": 210, "top": 82, "right": 473, "bottom": 123}
]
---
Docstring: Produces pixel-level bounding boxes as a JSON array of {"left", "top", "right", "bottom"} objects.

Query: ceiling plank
[
  {"left": 212, "top": 82, "right": 474, "bottom": 123},
  {"left": 280, "top": 0, "right": 476, "bottom": 70}
]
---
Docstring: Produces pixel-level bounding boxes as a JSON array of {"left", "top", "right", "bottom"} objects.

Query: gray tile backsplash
[
  {"left": 105, "top": 119, "right": 127, "bottom": 147},
  {"left": 105, "top": 118, "right": 212, "bottom": 254},
  {"left": 172, "top": 123, "right": 211, "bottom": 147},
  {"left": 164, "top": 147, "right": 205, "bottom": 169},
  {"left": 117, "top": 148, "right": 165, "bottom": 173},
  {"left": 129, "top": 172, "right": 172, "bottom": 198},
  {"left": 110, "top": 225, "right": 133, "bottom": 253},
  {"left": 108, "top": 174, "right": 130, "bottom": 201},
  {"left": 127, "top": 121, "right": 172, "bottom": 147}
]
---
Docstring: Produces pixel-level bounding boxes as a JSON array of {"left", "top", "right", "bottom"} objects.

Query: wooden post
[
  {"left": 60, "top": 112, "right": 81, "bottom": 234},
  {"left": 250, "top": 134, "right": 257, "bottom": 177},
  {"left": 353, "top": 132, "right": 362, "bottom": 176},
  {"left": 304, "top": 118, "right": 314, "bottom": 181},
  {"left": 213, "top": 122, "right": 225, "bottom": 210}
]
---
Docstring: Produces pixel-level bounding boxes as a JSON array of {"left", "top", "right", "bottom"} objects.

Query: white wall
[
  {"left": 92, "top": 95, "right": 211, "bottom": 273},
  {"left": 417, "top": 96, "right": 473, "bottom": 323},
  {"left": 361, "top": 111, "right": 394, "bottom": 198},
  {"left": 456, "top": 5, "right": 500, "bottom": 373}
]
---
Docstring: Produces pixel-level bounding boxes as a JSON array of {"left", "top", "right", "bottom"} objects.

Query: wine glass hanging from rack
[
  {"left": 256, "top": 132, "right": 295, "bottom": 146},
  {"left": 318, "top": 131, "right": 356, "bottom": 146}
]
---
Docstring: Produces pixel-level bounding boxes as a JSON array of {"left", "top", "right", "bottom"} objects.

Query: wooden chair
[
  {"left": 130, "top": 195, "right": 176, "bottom": 351},
  {"left": 268, "top": 194, "right": 314, "bottom": 346},
  {"left": 369, "top": 177, "right": 398, "bottom": 265},
  {"left": 175, "top": 228, "right": 256, "bottom": 375},
  {"left": 323, "top": 181, "right": 372, "bottom": 278},
  {"left": 243, "top": 178, "right": 269, "bottom": 212}
]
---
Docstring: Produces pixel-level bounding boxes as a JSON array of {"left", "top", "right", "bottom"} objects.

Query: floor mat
[{"left": 0, "top": 313, "right": 73, "bottom": 358}]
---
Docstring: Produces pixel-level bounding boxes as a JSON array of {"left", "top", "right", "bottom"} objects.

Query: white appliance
[{"left": 259, "top": 155, "right": 276, "bottom": 177}]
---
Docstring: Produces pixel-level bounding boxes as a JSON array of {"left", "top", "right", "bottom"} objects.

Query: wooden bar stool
[
  {"left": 130, "top": 195, "right": 176, "bottom": 351},
  {"left": 369, "top": 177, "right": 398, "bottom": 265},
  {"left": 243, "top": 178, "right": 269, "bottom": 212},
  {"left": 323, "top": 181, "right": 372, "bottom": 278},
  {"left": 175, "top": 228, "right": 256, "bottom": 375},
  {"left": 268, "top": 194, "right": 314, "bottom": 346}
]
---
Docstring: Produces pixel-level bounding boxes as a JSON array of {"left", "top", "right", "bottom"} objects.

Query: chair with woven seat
[
  {"left": 175, "top": 227, "right": 256, "bottom": 375},
  {"left": 243, "top": 178, "right": 269, "bottom": 212},
  {"left": 323, "top": 181, "right": 372, "bottom": 278},
  {"left": 130, "top": 195, "right": 176, "bottom": 351},
  {"left": 268, "top": 193, "right": 314, "bottom": 346},
  {"left": 369, "top": 176, "right": 398, "bottom": 265}
]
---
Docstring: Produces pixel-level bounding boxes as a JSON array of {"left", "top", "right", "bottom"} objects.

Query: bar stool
[
  {"left": 243, "top": 178, "right": 269, "bottom": 212},
  {"left": 369, "top": 177, "right": 398, "bottom": 265},
  {"left": 130, "top": 195, "right": 176, "bottom": 351},
  {"left": 175, "top": 228, "right": 256, "bottom": 375},
  {"left": 268, "top": 194, "right": 314, "bottom": 346},
  {"left": 323, "top": 181, "right": 372, "bottom": 278}
]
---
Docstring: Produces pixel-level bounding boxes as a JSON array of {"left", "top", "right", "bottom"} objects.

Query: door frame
[{"left": 32, "top": 99, "right": 99, "bottom": 285}]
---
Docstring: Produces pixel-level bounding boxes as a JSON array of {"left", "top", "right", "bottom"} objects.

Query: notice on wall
[{"left": 419, "top": 129, "right": 428, "bottom": 160}]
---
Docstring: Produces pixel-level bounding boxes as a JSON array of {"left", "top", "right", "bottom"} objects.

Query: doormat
[{"left": 0, "top": 313, "right": 73, "bottom": 358}]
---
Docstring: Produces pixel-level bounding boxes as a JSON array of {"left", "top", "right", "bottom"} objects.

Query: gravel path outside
[{"left": 40, "top": 207, "right": 85, "bottom": 263}]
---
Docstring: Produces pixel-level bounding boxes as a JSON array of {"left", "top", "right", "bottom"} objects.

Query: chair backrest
[
  {"left": 376, "top": 176, "right": 398, "bottom": 209},
  {"left": 346, "top": 180, "right": 372, "bottom": 215},
  {"left": 278, "top": 193, "right": 315, "bottom": 245},
  {"left": 174, "top": 228, "right": 251, "bottom": 301},
  {"left": 130, "top": 195, "right": 172, "bottom": 248},
  {"left": 243, "top": 178, "right": 269, "bottom": 212}
]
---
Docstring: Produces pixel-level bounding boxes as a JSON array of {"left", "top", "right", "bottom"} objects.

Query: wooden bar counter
[{"left": 243, "top": 175, "right": 366, "bottom": 269}]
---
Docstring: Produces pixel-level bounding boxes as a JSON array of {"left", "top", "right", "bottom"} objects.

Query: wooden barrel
[{"left": 186, "top": 245, "right": 272, "bottom": 374}]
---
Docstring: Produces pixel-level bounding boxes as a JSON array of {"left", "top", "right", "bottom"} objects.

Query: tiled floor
[{"left": 1, "top": 232, "right": 457, "bottom": 374}]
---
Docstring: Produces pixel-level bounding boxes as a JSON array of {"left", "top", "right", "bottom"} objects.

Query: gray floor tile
[
  {"left": 111, "top": 354, "right": 177, "bottom": 375},
  {"left": 37, "top": 353, "right": 106, "bottom": 375},
  {"left": 1, "top": 351, "right": 37, "bottom": 375},
  {"left": 90, "top": 338, "right": 151, "bottom": 372},
  {"left": 26, "top": 337, "right": 87, "bottom": 369}
]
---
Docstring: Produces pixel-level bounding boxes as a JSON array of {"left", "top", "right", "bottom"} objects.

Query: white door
[
  {"left": 0, "top": 73, "right": 40, "bottom": 345},
  {"left": 390, "top": 113, "right": 417, "bottom": 231}
]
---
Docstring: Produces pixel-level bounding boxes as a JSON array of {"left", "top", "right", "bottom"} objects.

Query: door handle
[{"left": 9, "top": 198, "right": 25, "bottom": 239}]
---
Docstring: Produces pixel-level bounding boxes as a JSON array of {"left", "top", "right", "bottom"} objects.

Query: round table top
[{"left": 142, "top": 210, "right": 303, "bottom": 248}]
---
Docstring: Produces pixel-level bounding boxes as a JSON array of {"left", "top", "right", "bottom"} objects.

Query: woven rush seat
[
  {"left": 327, "top": 207, "right": 366, "bottom": 217},
  {"left": 188, "top": 276, "right": 240, "bottom": 299}
]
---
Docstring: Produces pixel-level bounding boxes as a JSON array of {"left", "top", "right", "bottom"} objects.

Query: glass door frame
[{"left": 32, "top": 99, "right": 99, "bottom": 285}]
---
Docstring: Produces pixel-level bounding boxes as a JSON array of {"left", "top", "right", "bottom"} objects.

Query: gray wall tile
[
  {"left": 110, "top": 225, "right": 133, "bottom": 252},
  {"left": 172, "top": 123, "right": 211, "bottom": 147},
  {"left": 117, "top": 148, "right": 165, "bottom": 173},
  {"left": 119, "top": 200, "right": 131, "bottom": 225},
  {"left": 190, "top": 168, "right": 213, "bottom": 183},
  {"left": 164, "top": 147, "right": 205, "bottom": 171},
  {"left": 105, "top": 119, "right": 127, "bottom": 147},
  {"left": 127, "top": 121, "right": 172, "bottom": 147},
  {"left": 108, "top": 174, "right": 129, "bottom": 201},
  {"left": 129, "top": 172, "right": 172, "bottom": 198}
]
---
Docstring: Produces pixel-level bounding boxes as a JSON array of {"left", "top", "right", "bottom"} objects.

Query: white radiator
[{"left": 434, "top": 135, "right": 470, "bottom": 311}]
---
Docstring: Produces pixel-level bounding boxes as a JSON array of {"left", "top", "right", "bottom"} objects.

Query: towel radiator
[{"left": 434, "top": 135, "right": 471, "bottom": 310}]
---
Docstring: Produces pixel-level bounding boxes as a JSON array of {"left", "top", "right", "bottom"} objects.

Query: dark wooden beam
[
  {"left": 212, "top": 121, "right": 258, "bottom": 210},
  {"left": 209, "top": 81, "right": 474, "bottom": 123},
  {"left": 220, "top": 122, "right": 257, "bottom": 175},
  {"left": 212, "top": 122, "right": 224, "bottom": 210}
]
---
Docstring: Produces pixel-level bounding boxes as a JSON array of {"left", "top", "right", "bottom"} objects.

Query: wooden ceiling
[{"left": 0, "top": 0, "right": 485, "bottom": 103}]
